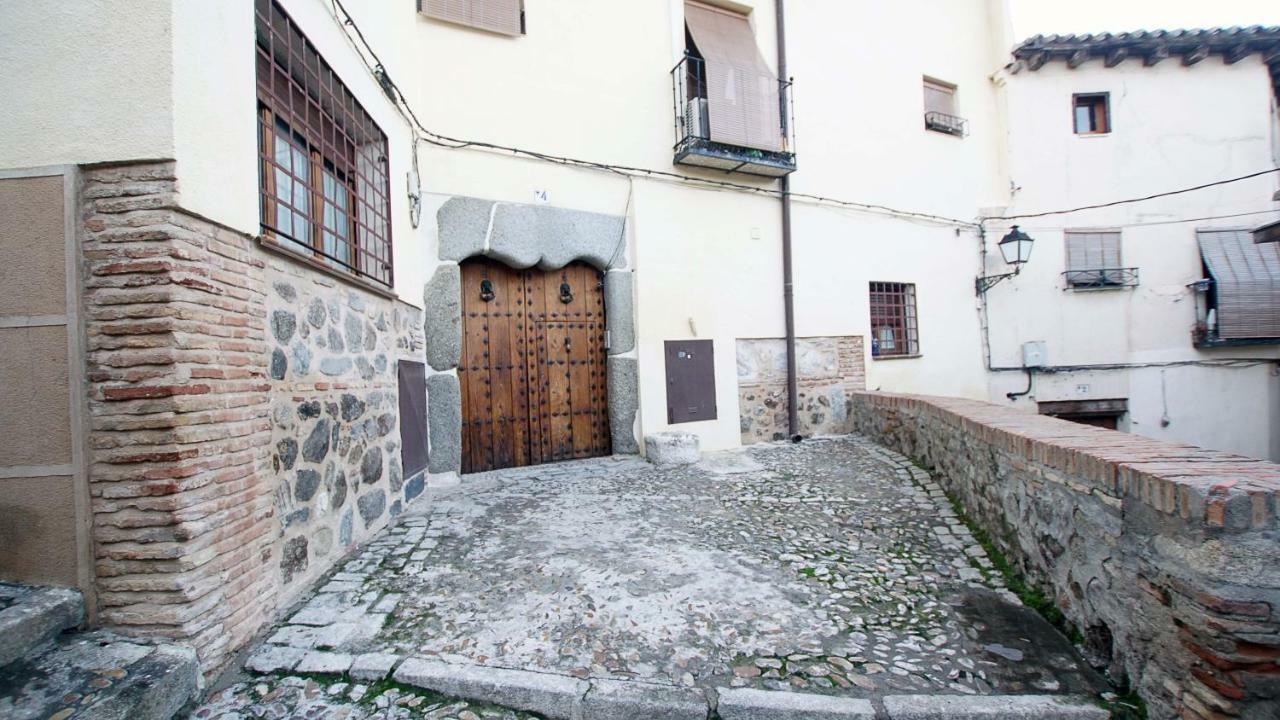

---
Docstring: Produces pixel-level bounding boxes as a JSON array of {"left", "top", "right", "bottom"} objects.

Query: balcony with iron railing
[
  {"left": 671, "top": 54, "right": 796, "bottom": 177},
  {"left": 924, "top": 111, "right": 968, "bottom": 138},
  {"left": 1062, "top": 267, "right": 1140, "bottom": 290}
]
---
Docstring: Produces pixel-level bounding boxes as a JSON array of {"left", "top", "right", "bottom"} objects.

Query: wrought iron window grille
[
  {"left": 1062, "top": 268, "right": 1140, "bottom": 290},
  {"left": 924, "top": 111, "right": 969, "bottom": 137}
]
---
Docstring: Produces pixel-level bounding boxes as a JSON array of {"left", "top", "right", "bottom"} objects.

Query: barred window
[
  {"left": 869, "top": 282, "right": 920, "bottom": 358},
  {"left": 255, "top": 0, "right": 393, "bottom": 288}
]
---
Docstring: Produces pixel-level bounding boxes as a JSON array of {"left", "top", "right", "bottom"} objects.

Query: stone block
[
  {"left": 349, "top": 652, "right": 401, "bottom": 681},
  {"left": 717, "top": 688, "right": 875, "bottom": 720},
  {"left": 580, "top": 678, "right": 707, "bottom": 720},
  {"left": 534, "top": 205, "right": 627, "bottom": 270},
  {"left": 245, "top": 644, "right": 306, "bottom": 673},
  {"left": 645, "top": 432, "right": 700, "bottom": 466},
  {"left": 427, "top": 373, "right": 462, "bottom": 473},
  {"left": 881, "top": 694, "right": 1109, "bottom": 719},
  {"left": 423, "top": 263, "right": 461, "bottom": 371},
  {"left": 394, "top": 657, "right": 586, "bottom": 719},
  {"left": 604, "top": 271, "right": 635, "bottom": 355},
  {"left": 0, "top": 585, "right": 84, "bottom": 668},
  {"left": 487, "top": 204, "right": 544, "bottom": 268},
  {"left": 608, "top": 357, "right": 639, "bottom": 455},
  {"left": 437, "top": 197, "right": 492, "bottom": 262},
  {"left": 295, "top": 650, "right": 354, "bottom": 675}
]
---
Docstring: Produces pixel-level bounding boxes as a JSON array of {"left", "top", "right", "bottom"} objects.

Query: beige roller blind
[
  {"left": 923, "top": 79, "right": 955, "bottom": 116},
  {"left": 420, "top": 0, "right": 523, "bottom": 36},
  {"left": 1199, "top": 230, "right": 1280, "bottom": 338},
  {"left": 684, "top": 1, "right": 782, "bottom": 152}
]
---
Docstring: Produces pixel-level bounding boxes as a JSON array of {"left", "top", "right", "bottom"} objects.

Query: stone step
[
  {"left": 0, "top": 630, "right": 199, "bottom": 720},
  {"left": 0, "top": 583, "right": 85, "bottom": 669}
]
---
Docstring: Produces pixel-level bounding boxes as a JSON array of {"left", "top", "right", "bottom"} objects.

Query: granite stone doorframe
[{"left": 422, "top": 197, "right": 638, "bottom": 474}]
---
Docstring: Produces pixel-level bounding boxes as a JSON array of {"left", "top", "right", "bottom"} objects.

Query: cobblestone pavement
[{"left": 201, "top": 436, "right": 1106, "bottom": 717}]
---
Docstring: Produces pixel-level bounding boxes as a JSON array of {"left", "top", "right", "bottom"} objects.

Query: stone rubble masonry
[
  {"left": 266, "top": 260, "right": 424, "bottom": 608},
  {"left": 849, "top": 392, "right": 1280, "bottom": 720},
  {"left": 738, "top": 336, "right": 866, "bottom": 444},
  {"left": 78, "top": 161, "right": 426, "bottom": 680}
]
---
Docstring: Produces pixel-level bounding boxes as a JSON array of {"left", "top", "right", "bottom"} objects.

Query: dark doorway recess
[
  {"left": 459, "top": 257, "right": 611, "bottom": 473},
  {"left": 1038, "top": 398, "right": 1128, "bottom": 431}
]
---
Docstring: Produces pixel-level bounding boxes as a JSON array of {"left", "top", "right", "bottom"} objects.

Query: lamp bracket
[{"left": 975, "top": 269, "right": 1019, "bottom": 296}]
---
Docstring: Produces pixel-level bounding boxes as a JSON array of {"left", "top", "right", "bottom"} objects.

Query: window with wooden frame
[
  {"left": 869, "top": 282, "right": 920, "bottom": 358},
  {"left": 418, "top": 0, "right": 525, "bottom": 36},
  {"left": 1073, "top": 93, "right": 1110, "bottom": 135},
  {"left": 255, "top": 0, "right": 393, "bottom": 289},
  {"left": 1065, "top": 231, "right": 1125, "bottom": 287},
  {"left": 923, "top": 78, "right": 966, "bottom": 136}
]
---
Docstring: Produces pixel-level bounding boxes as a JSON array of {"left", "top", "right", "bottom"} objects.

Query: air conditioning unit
[{"left": 684, "top": 97, "right": 709, "bottom": 140}]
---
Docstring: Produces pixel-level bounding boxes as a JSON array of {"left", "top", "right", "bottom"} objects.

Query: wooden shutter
[
  {"left": 923, "top": 79, "right": 955, "bottom": 116},
  {"left": 684, "top": 1, "right": 782, "bottom": 152},
  {"left": 1199, "top": 230, "right": 1280, "bottom": 338},
  {"left": 1066, "top": 231, "right": 1121, "bottom": 284},
  {"left": 420, "top": 0, "right": 523, "bottom": 36}
]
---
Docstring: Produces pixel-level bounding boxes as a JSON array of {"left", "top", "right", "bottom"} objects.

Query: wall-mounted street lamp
[{"left": 975, "top": 225, "right": 1035, "bottom": 295}]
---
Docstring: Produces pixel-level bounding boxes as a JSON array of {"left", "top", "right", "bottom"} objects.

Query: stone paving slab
[{"left": 200, "top": 436, "right": 1113, "bottom": 717}]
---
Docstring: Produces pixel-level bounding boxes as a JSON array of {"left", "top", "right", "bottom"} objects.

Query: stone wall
[
  {"left": 265, "top": 265, "right": 424, "bottom": 603},
  {"left": 737, "top": 336, "right": 865, "bottom": 444},
  {"left": 82, "top": 162, "right": 277, "bottom": 676},
  {"left": 849, "top": 392, "right": 1280, "bottom": 719},
  {"left": 80, "top": 161, "right": 427, "bottom": 678}
]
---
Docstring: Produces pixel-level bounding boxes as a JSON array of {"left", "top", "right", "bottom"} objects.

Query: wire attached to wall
[{"left": 326, "top": 0, "right": 978, "bottom": 230}]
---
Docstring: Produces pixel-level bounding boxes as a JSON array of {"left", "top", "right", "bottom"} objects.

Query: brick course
[
  {"left": 849, "top": 392, "right": 1280, "bottom": 719},
  {"left": 81, "top": 162, "right": 276, "bottom": 678}
]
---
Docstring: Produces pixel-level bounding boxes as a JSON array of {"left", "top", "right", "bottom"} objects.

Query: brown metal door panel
[{"left": 665, "top": 339, "right": 717, "bottom": 424}]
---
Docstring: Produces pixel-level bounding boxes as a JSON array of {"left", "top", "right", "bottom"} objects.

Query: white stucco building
[{"left": 0, "top": 0, "right": 1277, "bottom": 677}]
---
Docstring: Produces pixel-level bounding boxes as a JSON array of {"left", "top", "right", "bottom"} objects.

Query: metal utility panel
[
  {"left": 665, "top": 340, "right": 717, "bottom": 424},
  {"left": 1022, "top": 341, "right": 1048, "bottom": 368},
  {"left": 398, "top": 360, "right": 428, "bottom": 478}
]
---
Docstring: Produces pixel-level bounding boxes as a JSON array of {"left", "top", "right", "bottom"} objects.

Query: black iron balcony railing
[
  {"left": 671, "top": 54, "right": 796, "bottom": 177},
  {"left": 924, "top": 111, "right": 969, "bottom": 138},
  {"left": 1063, "top": 267, "right": 1140, "bottom": 289}
]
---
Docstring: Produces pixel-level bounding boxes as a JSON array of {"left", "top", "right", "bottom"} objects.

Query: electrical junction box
[{"left": 1022, "top": 341, "right": 1048, "bottom": 369}]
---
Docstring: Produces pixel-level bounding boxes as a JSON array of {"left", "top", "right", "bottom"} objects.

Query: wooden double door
[{"left": 459, "top": 258, "right": 611, "bottom": 473}]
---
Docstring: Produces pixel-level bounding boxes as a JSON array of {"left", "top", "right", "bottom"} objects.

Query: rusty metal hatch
[
  {"left": 665, "top": 340, "right": 717, "bottom": 424},
  {"left": 397, "top": 360, "right": 428, "bottom": 477}
]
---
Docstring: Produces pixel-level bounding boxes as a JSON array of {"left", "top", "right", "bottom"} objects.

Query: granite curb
[{"left": 245, "top": 652, "right": 1111, "bottom": 720}]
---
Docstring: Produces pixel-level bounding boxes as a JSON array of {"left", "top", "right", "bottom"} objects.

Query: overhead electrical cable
[{"left": 327, "top": 0, "right": 978, "bottom": 229}]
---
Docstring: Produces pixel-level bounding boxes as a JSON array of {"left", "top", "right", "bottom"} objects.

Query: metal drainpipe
[{"left": 776, "top": 0, "right": 800, "bottom": 442}]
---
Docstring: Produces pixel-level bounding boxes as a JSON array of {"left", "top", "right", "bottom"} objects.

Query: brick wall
[
  {"left": 82, "top": 162, "right": 276, "bottom": 675},
  {"left": 737, "top": 336, "right": 866, "bottom": 444},
  {"left": 79, "top": 162, "right": 427, "bottom": 678},
  {"left": 849, "top": 392, "right": 1280, "bottom": 719}
]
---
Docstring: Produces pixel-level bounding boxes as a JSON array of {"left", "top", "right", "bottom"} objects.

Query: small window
[
  {"left": 869, "top": 282, "right": 920, "bottom": 358},
  {"left": 256, "top": 0, "right": 393, "bottom": 288},
  {"left": 923, "top": 78, "right": 966, "bottom": 136},
  {"left": 1065, "top": 231, "right": 1129, "bottom": 287},
  {"left": 419, "top": 0, "right": 525, "bottom": 36},
  {"left": 1073, "top": 93, "right": 1110, "bottom": 135}
]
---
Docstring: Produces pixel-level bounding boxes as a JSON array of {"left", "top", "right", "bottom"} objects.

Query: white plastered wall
[{"left": 992, "top": 56, "right": 1280, "bottom": 460}]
